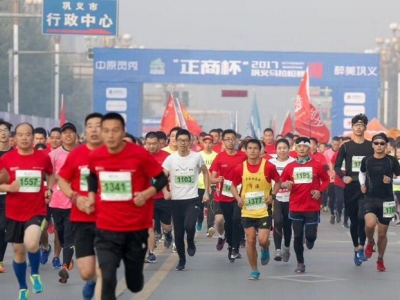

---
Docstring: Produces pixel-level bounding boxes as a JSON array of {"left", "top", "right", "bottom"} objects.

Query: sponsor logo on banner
[
  {"left": 344, "top": 92, "right": 366, "bottom": 104},
  {"left": 344, "top": 105, "right": 365, "bottom": 117},
  {"left": 106, "top": 88, "right": 127, "bottom": 99},
  {"left": 149, "top": 59, "right": 165, "bottom": 75},
  {"left": 343, "top": 118, "right": 352, "bottom": 129},
  {"left": 106, "top": 100, "right": 127, "bottom": 112}
]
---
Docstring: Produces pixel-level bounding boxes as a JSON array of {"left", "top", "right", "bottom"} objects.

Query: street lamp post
[{"left": 12, "top": 0, "right": 19, "bottom": 114}]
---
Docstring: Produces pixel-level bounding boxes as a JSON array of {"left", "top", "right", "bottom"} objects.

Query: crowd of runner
[{"left": 0, "top": 112, "right": 398, "bottom": 300}]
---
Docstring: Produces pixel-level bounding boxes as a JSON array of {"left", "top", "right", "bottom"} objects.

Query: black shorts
[
  {"left": 241, "top": 216, "right": 272, "bottom": 229},
  {"left": 5, "top": 216, "right": 45, "bottom": 244},
  {"left": 0, "top": 208, "right": 7, "bottom": 232},
  {"left": 289, "top": 211, "right": 320, "bottom": 225},
  {"left": 364, "top": 196, "right": 393, "bottom": 226},
  {"left": 45, "top": 204, "right": 52, "bottom": 222},
  {"left": 154, "top": 199, "right": 171, "bottom": 225},
  {"left": 52, "top": 208, "right": 74, "bottom": 248},
  {"left": 71, "top": 222, "right": 96, "bottom": 259},
  {"left": 95, "top": 228, "right": 148, "bottom": 292},
  {"left": 212, "top": 200, "right": 223, "bottom": 215}
]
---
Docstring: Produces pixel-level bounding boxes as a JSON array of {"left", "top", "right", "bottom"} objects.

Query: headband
[
  {"left": 295, "top": 141, "right": 311, "bottom": 148},
  {"left": 372, "top": 134, "right": 388, "bottom": 143},
  {"left": 352, "top": 119, "right": 367, "bottom": 126}
]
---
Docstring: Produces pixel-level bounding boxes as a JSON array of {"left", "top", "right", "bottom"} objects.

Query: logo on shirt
[
  {"left": 78, "top": 165, "right": 89, "bottom": 169},
  {"left": 10, "top": 167, "right": 19, "bottom": 171}
]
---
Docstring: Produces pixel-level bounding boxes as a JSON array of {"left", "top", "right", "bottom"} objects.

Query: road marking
[
  {"left": 268, "top": 274, "right": 346, "bottom": 283},
  {"left": 133, "top": 251, "right": 179, "bottom": 300}
]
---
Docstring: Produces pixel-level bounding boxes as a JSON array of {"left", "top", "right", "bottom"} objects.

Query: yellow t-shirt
[
  {"left": 240, "top": 159, "right": 272, "bottom": 218},
  {"left": 198, "top": 150, "right": 217, "bottom": 189},
  {"left": 162, "top": 146, "right": 177, "bottom": 154}
]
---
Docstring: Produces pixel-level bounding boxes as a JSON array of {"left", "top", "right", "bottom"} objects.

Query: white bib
[
  {"left": 222, "top": 179, "right": 233, "bottom": 197},
  {"left": 293, "top": 167, "right": 313, "bottom": 184},
  {"left": 16, "top": 170, "right": 42, "bottom": 193},
  {"left": 244, "top": 191, "right": 266, "bottom": 210},
  {"left": 80, "top": 167, "right": 90, "bottom": 192},
  {"left": 174, "top": 170, "right": 195, "bottom": 188},
  {"left": 383, "top": 201, "right": 396, "bottom": 218},
  {"left": 99, "top": 171, "right": 132, "bottom": 201},
  {"left": 351, "top": 156, "right": 364, "bottom": 172}
]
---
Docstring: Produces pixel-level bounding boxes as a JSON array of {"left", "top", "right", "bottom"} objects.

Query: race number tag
[
  {"left": 16, "top": 170, "right": 42, "bottom": 193},
  {"left": 175, "top": 170, "right": 195, "bottom": 187},
  {"left": 351, "top": 156, "right": 364, "bottom": 172},
  {"left": 383, "top": 201, "right": 396, "bottom": 218},
  {"left": 244, "top": 191, "right": 266, "bottom": 210},
  {"left": 100, "top": 172, "right": 132, "bottom": 201},
  {"left": 222, "top": 180, "right": 233, "bottom": 197},
  {"left": 80, "top": 167, "right": 90, "bottom": 192},
  {"left": 293, "top": 167, "right": 313, "bottom": 184}
]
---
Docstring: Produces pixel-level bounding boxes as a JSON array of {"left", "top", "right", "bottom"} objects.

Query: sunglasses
[{"left": 373, "top": 142, "right": 386, "bottom": 146}]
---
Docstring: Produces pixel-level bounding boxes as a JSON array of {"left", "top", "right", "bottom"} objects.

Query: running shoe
[
  {"left": 357, "top": 249, "right": 367, "bottom": 261},
  {"left": 248, "top": 270, "right": 260, "bottom": 280},
  {"left": 52, "top": 257, "right": 62, "bottom": 269},
  {"left": 305, "top": 240, "right": 314, "bottom": 250},
  {"left": 0, "top": 262, "right": 6, "bottom": 273},
  {"left": 354, "top": 251, "right": 362, "bottom": 266},
  {"left": 206, "top": 227, "right": 215, "bottom": 238},
  {"left": 145, "top": 252, "right": 156, "bottom": 263},
  {"left": 164, "top": 232, "right": 173, "bottom": 249},
  {"left": 40, "top": 244, "right": 52, "bottom": 265},
  {"left": 58, "top": 265, "right": 70, "bottom": 284},
  {"left": 377, "top": 259, "right": 386, "bottom": 272},
  {"left": 175, "top": 259, "right": 185, "bottom": 271},
  {"left": 30, "top": 274, "right": 44, "bottom": 293},
  {"left": 18, "top": 289, "right": 29, "bottom": 300},
  {"left": 172, "top": 242, "right": 177, "bottom": 253},
  {"left": 216, "top": 237, "right": 226, "bottom": 251},
  {"left": 196, "top": 222, "right": 203, "bottom": 231},
  {"left": 282, "top": 247, "right": 291, "bottom": 262},
  {"left": 336, "top": 212, "right": 342, "bottom": 224},
  {"left": 330, "top": 215, "right": 335, "bottom": 224},
  {"left": 187, "top": 241, "right": 196, "bottom": 257},
  {"left": 231, "top": 248, "right": 240, "bottom": 260},
  {"left": 295, "top": 263, "right": 306, "bottom": 273},
  {"left": 274, "top": 249, "right": 282, "bottom": 261},
  {"left": 82, "top": 280, "right": 96, "bottom": 300},
  {"left": 365, "top": 241, "right": 375, "bottom": 258},
  {"left": 261, "top": 248, "right": 270, "bottom": 265}
]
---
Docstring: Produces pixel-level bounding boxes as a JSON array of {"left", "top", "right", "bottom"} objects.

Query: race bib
[
  {"left": 175, "top": 170, "right": 195, "bottom": 187},
  {"left": 16, "top": 170, "right": 42, "bottom": 193},
  {"left": 293, "top": 167, "right": 313, "bottom": 184},
  {"left": 100, "top": 171, "right": 132, "bottom": 201},
  {"left": 222, "top": 180, "right": 233, "bottom": 197},
  {"left": 351, "top": 156, "right": 364, "bottom": 172},
  {"left": 383, "top": 201, "right": 396, "bottom": 218},
  {"left": 244, "top": 191, "right": 266, "bottom": 210},
  {"left": 80, "top": 167, "right": 90, "bottom": 192}
]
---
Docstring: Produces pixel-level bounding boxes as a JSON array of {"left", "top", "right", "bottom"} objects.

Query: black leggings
[
  {"left": 327, "top": 183, "right": 336, "bottom": 215},
  {"left": 273, "top": 201, "right": 291, "bottom": 249},
  {"left": 344, "top": 182, "right": 366, "bottom": 247},
  {"left": 334, "top": 186, "right": 345, "bottom": 216},
  {"left": 197, "top": 189, "right": 205, "bottom": 224},
  {"left": 171, "top": 198, "right": 199, "bottom": 262},
  {"left": 220, "top": 201, "right": 241, "bottom": 249},
  {"left": 291, "top": 212, "right": 318, "bottom": 264},
  {"left": 0, "top": 208, "right": 7, "bottom": 262}
]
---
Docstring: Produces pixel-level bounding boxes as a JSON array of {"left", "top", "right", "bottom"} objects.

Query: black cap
[{"left": 61, "top": 122, "right": 77, "bottom": 133}]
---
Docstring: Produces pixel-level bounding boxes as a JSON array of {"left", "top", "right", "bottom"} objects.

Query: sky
[{"left": 115, "top": 0, "right": 400, "bottom": 134}]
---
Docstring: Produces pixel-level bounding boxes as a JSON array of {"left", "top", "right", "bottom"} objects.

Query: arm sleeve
[
  {"left": 393, "top": 157, "right": 400, "bottom": 176},
  {"left": 153, "top": 172, "right": 168, "bottom": 192},
  {"left": 359, "top": 171, "right": 366, "bottom": 185},
  {"left": 88, "top": 172, "right": 98, "bottom": 193},
  {"left": 334, "top": 144, "right": 346, "bottom": 179}
]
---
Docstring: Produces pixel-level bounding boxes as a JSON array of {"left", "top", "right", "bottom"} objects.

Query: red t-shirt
[
  {"left": 263, "top": 154, "right": 273, "bottom": 160},
  {"left": 265, "top": 143, "right": 276, "bottom": 155},
  {"left": 232, "top": 160, "right": 280, "bottom": 187},
  {"left": 150, "top": 150, "right": 170, "bottom": 199},
  {"left": 331, "top": 151, "right": 345, "bottom": 188},
  {"left": 58, "top": 144, "right": 96, "bottom": 223},
  {"left": 289, "top": 150, "right": 297, "bottom": 158},
  {"left": 88, "top": 143, "right": 163, "bottom": 232},
  {"left": 209, "top": 151, "right": 247, "bottom": 202},
  {"left": 1, "top": 149, "right": 53, "bottom": 222},
  {"left": 212, "top": 143, "right": 223, "bottom": 153},
  {"left": 281, "top": 159, "right": 330, "bottom": 212},
  {"left": 310, "top": 151, "right": 328, "bottom": 167}
]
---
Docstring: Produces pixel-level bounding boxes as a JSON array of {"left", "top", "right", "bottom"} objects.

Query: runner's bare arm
[{"left": 0, "top": 167, "right": 9, "bottom": 184}]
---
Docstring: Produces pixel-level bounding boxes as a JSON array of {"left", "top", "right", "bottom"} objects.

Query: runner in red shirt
[
  {"left": 144, "top": 131, "right": 171, "bottom": 263},
  {"left": 58, "top": 113, "right": 103, "bottom": 299},
  {"left": 281, "top": 137, "right": 329, "bottom": 274},
  {"left": 210, "top": 129, "right": 223, "bottom": 153},
  {"left": 85, "top": 113, "right": 168, "bottom": 299},
  {"left": 210, "top": 129, "right": 247, "bottom": 261},
  {"left": 263, "top": 128, "right": 276, "bottom": 156},
  {"left": 0, "top": 122, "right": 55, "bottom": 299}
]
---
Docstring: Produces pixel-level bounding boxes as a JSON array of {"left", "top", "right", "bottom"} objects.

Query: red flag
[
  {"left": 280, "top": 112, "right": 293, "bottom": 137},
  {"left": 294, "top": 69, "right": 330, "bottom": 143},
  {"left": 180, "top": 102, "right": 203, "bottom": 136},
  {"left": 160, "top": 94, "right": 180, "bottom": 134},
  {"left": 59, "top": 95, "right": 66, "bottom": 126}
]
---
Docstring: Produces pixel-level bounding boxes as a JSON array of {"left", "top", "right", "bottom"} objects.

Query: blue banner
[
  {"left": 93, "top": 48, "right": 380, "bottom": 137},
  {"left": 42, "top": 0, "right": 118, "bottom": 36}
]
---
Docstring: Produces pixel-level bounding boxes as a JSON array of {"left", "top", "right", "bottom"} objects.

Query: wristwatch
[{"left": 271, "top": 193, "right": 277, "bottom": 200}]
